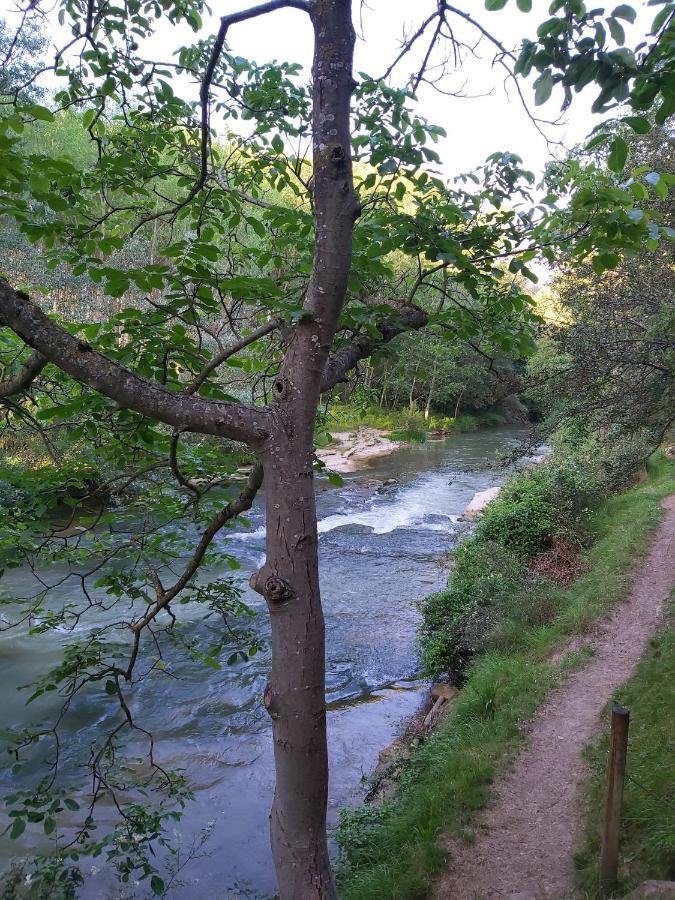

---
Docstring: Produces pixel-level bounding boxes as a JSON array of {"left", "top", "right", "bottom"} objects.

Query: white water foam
[{"left": 318, "top": 472, "right": 462, "bottom": 536}]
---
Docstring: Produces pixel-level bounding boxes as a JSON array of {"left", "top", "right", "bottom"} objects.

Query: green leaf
[
  {"left": 25, "top": 104, "right": 54, "bottom": 122},
  {"left": 485, "top": 0, "right": 508, "bottom": 8},
  {"left": 534, "top": 71, "right": 554, "bottom": 106},
  {"left": 516, "top": 0, "right": 532, "bottom": 9},
  {"left": 586, "top": 133, "right": 610, "bottom": 151},
  {"left": 608, "top": 137, "right": 628, "bottom": 172},
  {"left": 328, "top": 471, "right": 344, "bottom": 486},
  {"left": 10, "top": 818, "right": 25, "bottom": 839},
  {"left": 105, "top": 680, "right": 117, "bottom": 695},
  {"left": 622, "top": 116, "right": 651, "bottom": 134},
  {"left": 44, "top": 817, "right": 56, "bottom": 835},
  {"left": 271, "top": 134, "right": 284, "bottom": 154},
  {"left": 150, "top": 875, "right": 165, "bottom": 896},
  {"left": 599, "top": 251, "right": 620, "bottom": 269},
  {"left": 592, "top": 255, "right": 606, "bottom": 275},
  {"left": 607, "top": 17, "right": 626, "bottom": 44},
  {"left": 246, "top": 217, "right": 266, "bottom": 239},
  {"left": 611, "top": 4, "right": 636, "bottom": 22}
]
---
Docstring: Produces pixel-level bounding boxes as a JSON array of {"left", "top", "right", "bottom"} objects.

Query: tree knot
[
  {"left": 264, "top": 576, "right": 295, "bottom": 604},
  {"left": 272, "top": 376, "right": 291, "bottom": 402}
]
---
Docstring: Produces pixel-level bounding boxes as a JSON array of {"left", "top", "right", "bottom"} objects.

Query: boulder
[
  {"left": 462, "top": 486, "right": 501, "bottom": 519},
  {"left": 499, "top": 393, "right": 530, "bottom": 423},
  {"left": 623, "top": 882, "right": 675, "bottom": 899}
]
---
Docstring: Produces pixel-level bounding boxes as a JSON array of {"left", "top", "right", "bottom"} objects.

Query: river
[{"left": 0, "top": 425, "right": 527, "bottom": 898}]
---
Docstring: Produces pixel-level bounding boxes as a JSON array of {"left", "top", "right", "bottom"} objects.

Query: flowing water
[{"left": 0, "top": 426, "right": 528, "bottom": 898}]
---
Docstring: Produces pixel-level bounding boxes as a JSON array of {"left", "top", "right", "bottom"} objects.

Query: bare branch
[
  {"left": 185, "top": 320, "right": 278, "bottom": 395},
  {"left": 131, "top": 461, "right": 264, "bottom": 633},
  {"left": 0, "top": 351, "right": 47, "bottom": 398},
  {"left": 198, "top": 1, "right": 312, "bottom": 194}
]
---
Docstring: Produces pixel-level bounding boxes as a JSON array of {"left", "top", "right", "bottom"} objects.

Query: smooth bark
[{"left": 249, "top": 2, "right": 359, "bottom": 895}]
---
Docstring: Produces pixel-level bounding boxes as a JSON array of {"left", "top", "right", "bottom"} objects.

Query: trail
[{"left": 434, "top": 495, "right": 675, "bottom": 900}]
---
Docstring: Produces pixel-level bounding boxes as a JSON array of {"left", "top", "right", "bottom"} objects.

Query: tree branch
[
  {"left": 198, "top": 0, "right": 312, "bottom": 193},
  {"left": 185, "top": 320, "right": 278, "bottom": 396},
  {"left": 321, "top": 302, "right": 428, "bottom": 393},
  {"left": 0, "top": 350, "right": 47, "bottom": 398},
  {"left": 0, "top": 279, "right": 270, "bottom": 446},
  {"left": 131, "top": 461, "right": 264, "bottom": 633}
]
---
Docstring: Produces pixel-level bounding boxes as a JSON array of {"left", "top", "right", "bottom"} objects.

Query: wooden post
[{"left": 600, "top": 705, "right": 630, "bottom": 893}]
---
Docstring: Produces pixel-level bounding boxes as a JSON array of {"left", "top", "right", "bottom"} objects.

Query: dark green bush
[
  {"left": 418, "top": 430, "right": 651, "bottom": 680},
  {"left": 475, "top": 472, "right": 558, "bottom": 559},
  {"left": 418, "top": 539, "right": 535, "bottom": 678}
]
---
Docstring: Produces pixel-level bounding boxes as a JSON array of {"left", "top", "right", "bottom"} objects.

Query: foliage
[
  {"left": 324, "top": 393, "right": 506, "bottom": 439},
  {"left": 528, "top": 124, "right": 674, "bottom": 452},
  {"left": 0, "top": 17, "right": 47, "bottom": 103},
  {"left": 338, "top": 453, "right": 675, "bottom": 899},
  {"left": 419, "top": 433, "right": 664, "bottom": 680},
  {"left": 575, "top": 604, "right": 675, "bottom": 895},
  {"left": 0, "top": 0, "right": 673, "bottom": 891}
]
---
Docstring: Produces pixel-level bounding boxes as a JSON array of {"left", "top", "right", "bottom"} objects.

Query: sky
[
  {"left": 7, "top": 0, "right": 655, "bottom": 182},
  {"left": 191, "top": 0, "right": 653, "bottom": 182}
]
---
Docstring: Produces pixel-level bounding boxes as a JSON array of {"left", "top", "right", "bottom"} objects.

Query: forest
[{"left": 0, "top": 1, "right": 673, "bottom": 898}]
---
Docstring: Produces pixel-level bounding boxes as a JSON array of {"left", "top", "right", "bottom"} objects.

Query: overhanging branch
[
  {"left": 321, "top": 302, "right": 428, "bottom": 393},
  {"left": 0, "top": 279, "right": 270, "bottom": 446},
  {"left": 130, "top": 461, "right": 264, "bottom": 636}
]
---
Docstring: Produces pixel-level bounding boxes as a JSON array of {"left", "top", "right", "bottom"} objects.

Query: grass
[
  {"left": 336, "top": 453, "right": 675, "bottom": 900},
  {"left": 575, "top": 598, "right": 675, "bottom": 896},
  {"left": 324, "top": 403, "right": 505, "bottom": 438}
]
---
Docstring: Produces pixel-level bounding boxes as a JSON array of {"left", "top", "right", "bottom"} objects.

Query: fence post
[{"left": 599, "top": 705, "right": 630, "bottom": 893}]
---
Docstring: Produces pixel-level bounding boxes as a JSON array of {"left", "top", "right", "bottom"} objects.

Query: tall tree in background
[
  {"left": 530, "top": 123, "right": 674, "bottom": 453},
  {"left": 0, "top": 0, "right": 673, "bottom": 895}
]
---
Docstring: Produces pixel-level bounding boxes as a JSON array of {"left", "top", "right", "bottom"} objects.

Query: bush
[
  {"left": 419, "top": 429, "right": 654, "bottom": 680},
  {"left": 418, "top": 539, "right": 542, "bottom": 679},
  {"left": 390, "top": 414, "right": 428, "bottom": 443},
  {"left": 475, "top": 472, "right": 559, "bottom": 559}
]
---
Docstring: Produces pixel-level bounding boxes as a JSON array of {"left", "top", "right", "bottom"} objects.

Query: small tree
[{"left": 0, "top": 1, "right": 673, "bottom": 896}]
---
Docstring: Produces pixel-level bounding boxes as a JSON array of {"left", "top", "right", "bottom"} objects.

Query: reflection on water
[{"left": 0, "top": 426, "right": 527, "bottom": 897}]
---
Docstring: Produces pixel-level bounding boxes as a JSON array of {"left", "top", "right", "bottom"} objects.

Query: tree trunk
[
  {"left": 425, "top": 363, "right": 437, "bottom": 421},
  {"left": 250, "top": 1, "right": 359, "bottom": 896},
  {"left": 454, "top": 388, "right": 464, "bottom": 421},
  {"left": 253, "top": 438, "right": 334, "bottom": 899}
]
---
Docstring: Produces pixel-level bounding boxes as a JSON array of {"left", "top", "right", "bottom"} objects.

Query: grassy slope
[
  {"left": 323, "top": 403, "right": 504, "bottom": 439},
  {"left": 337, "top": 455, "right": 675, "bottom": 900},
  {"left": 575, "top": 598, "right": 675, "bottom": 896}
]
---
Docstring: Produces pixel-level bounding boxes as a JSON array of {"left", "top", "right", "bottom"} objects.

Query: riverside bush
[
  {"left": 419, "top": 431, "right": 653, "bottom": 680},
  {"left": 419, "top": 539, "right": 531, "bottom": 678}
]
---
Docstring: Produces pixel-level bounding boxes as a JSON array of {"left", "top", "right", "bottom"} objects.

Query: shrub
[
  {"left": 390, "top": 414, "right": 428, "bottom": 443},
  {"left": 418, "top": 539, "right": 533, "bottom": 678},
  {"left": 418, "top": 429, "right": 651, "bottom": 680},
  {"left": 475, "top": 471, "right": 559, "bottom": 559}
]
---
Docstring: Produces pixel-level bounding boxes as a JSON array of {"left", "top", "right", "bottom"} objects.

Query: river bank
[
  {"left": 317, "top": 407, "right": 515, "bottom": 474},
  {"left": 336, "top": 451, "right": 675, "bottom": 900},
  {"left": 317, "top": 427, "right": 407, "bottom": 473}
]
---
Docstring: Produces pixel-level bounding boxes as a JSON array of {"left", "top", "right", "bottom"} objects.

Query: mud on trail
[{"left": 434, "top": 495, "right": 675, "bottom": 900}]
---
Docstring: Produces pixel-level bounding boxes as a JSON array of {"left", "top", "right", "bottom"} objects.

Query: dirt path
[{"left": 434, "top": 495, "right": 675, "bottom": 900}]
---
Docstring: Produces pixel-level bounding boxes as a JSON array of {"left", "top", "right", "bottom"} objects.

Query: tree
[
  {"left": 529, "top": 123, "right": 674, "bottom": 452},
  {"left": 0, "top": 0, "right": 673, "bottom": 896}
]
